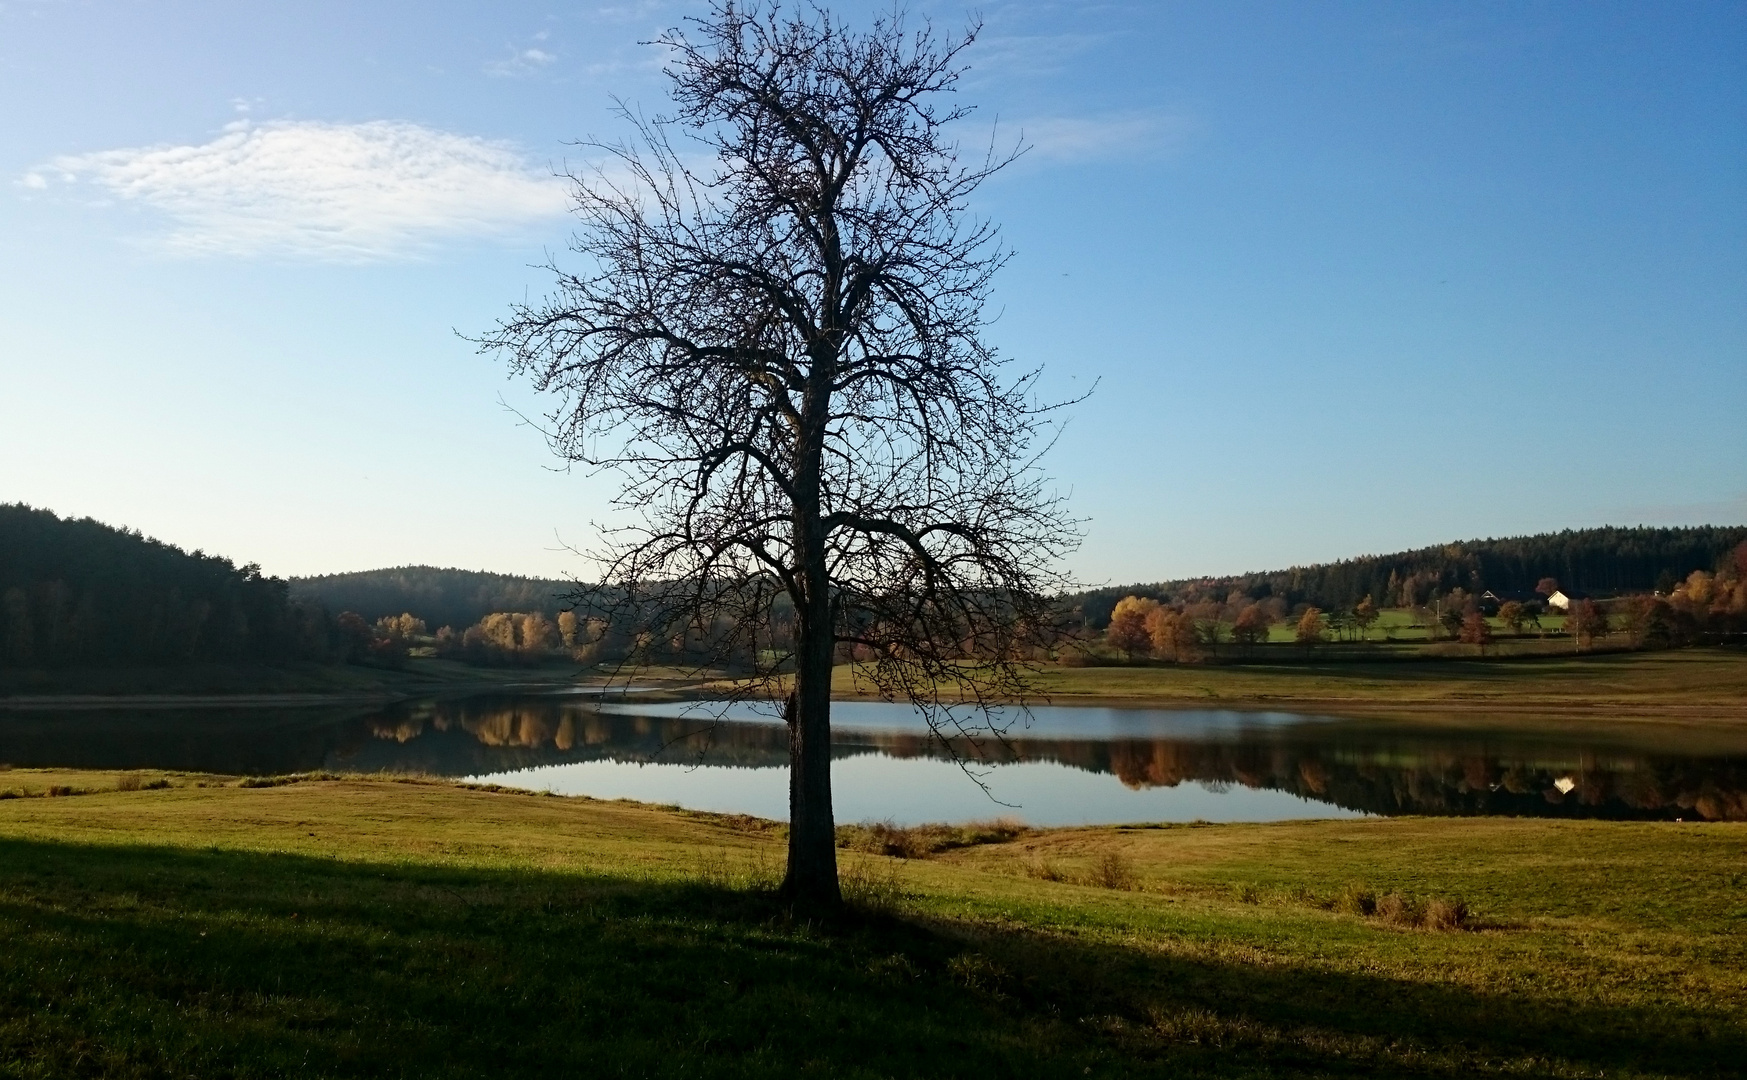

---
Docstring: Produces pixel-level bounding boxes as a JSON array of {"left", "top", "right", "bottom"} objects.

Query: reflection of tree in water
[
  {"left": 8, "top": 696, "right": 1732, "bottom": 820},
  {"left": 353, "top": 698, "right": 1746, "bottom": 823},
  {"left": 1088, "top": 739, "right": 1746, "bottom": 822}
]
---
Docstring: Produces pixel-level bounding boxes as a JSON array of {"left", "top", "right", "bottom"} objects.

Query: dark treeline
[
  {"left": 1, "top": 504, "right": 337, "bottom": 668},
  {"left": 290, "top": 567, "right": 573, "bottom": 630},
  {"left": 13, "top": 510, "right": 1743, "bottom": 672},
  {"left": 1070, "top": 526, "right": 1747, "bottom": 629}
]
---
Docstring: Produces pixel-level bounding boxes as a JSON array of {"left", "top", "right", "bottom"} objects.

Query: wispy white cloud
[
  {"left": 971, "top": 31, "right": 1109, "bottom": 78},
  {"left": 1016, "top": 112, "right": 1195, "bottom": 163},
  {"left": 27, "top": 119, "right": 569, "bottom": 260},
  {"left": 485, "top": 43, "right": 558, "bottom": 77}
]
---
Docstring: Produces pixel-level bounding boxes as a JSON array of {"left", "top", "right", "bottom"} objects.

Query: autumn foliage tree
[
  {"left": 1459, "top": 611, "right": 1493, "bottom": 653},
  {"left": 1230, "top": 604, "right": 1273, "bottom": 648},
  {"left": 1568, "top": 599, "right": 1609, "bottom": 650},
  {"left": 1105, "top": 595, "right": 1159, "bottom": 659},
  {"left": 1352, "top": 595, "right": 1378, "bottom": 640},
  {"left": 1295, "top": 607, "right": 1326, "bottom": 647},
  {"left": 1147, "top": 605, "right": 1199, "bottom": 662}
]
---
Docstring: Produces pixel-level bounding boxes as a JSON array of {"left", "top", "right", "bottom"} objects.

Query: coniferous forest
[
  {"left": 289, "top": 567, "right": 572, "bottom": 631},
  {"left": 0, "top": 504, "right": 335, "bottom": 668},
  {"left": 1070, "top": 526, "right": 1747, "bottom": 629}
]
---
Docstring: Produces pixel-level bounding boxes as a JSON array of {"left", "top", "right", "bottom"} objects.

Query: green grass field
[
  {"left": 834, "top": 647, "right": 1747, "bottom": 723},
  {"left": 1, "top": 771, "right": 1742, "bottom": 1077}
]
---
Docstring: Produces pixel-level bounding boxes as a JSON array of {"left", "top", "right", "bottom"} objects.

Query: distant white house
[{"left": 1546, "top": 589, "right": 1589, "bottom": 611}]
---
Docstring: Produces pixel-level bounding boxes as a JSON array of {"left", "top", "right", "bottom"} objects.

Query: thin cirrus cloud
[
  {"left": 1017, "top": 112, "right": 1195, "bottom": 164},
  {"left": 485, "top": 46, "right": 558, "bottom": 78},
  {"left": 27, "top": 119, "right": 570, "bottom": 260}
]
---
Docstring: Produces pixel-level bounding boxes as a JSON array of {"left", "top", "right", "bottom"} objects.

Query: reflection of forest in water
[{"left": 4, "top": 695, "right": 1742, "bottom": 821}]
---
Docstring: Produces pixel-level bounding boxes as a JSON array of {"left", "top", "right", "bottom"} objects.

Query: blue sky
[{"left": 3, "top": 0, "right": 1742, "bottom": 585}]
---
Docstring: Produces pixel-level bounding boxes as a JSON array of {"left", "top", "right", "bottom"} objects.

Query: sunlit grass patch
[{"left": 0, "top": 775, "right": 1741, "bottom": 1077}]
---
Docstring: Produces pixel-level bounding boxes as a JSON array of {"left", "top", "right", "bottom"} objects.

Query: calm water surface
[{"left": 2, "top": 693, "right": 1742, "bottom": 825}]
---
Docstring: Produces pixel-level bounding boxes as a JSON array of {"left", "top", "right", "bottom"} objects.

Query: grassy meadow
[
  {"left": 1, "top": 771, "right": 1743, "bottom": 1078},
  {"left": 830, "top": 647, "right": 1747, "bottom": 723}
]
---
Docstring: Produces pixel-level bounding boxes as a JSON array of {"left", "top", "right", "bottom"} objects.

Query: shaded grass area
[{"left": 1, "top": 776, "right": 1744, "bottom": 1077}]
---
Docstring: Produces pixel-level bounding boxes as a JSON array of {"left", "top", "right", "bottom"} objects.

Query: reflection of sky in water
[
  {"left": 595, "top": 700, "right": 1343, "bottom": 740},
  {"left": 465, "top": 754, "right": 1365, "bottom": 826},
  {"left": 467, "top": 701, "right": 1367, "bottom": 823},
  {"left": 6, "top": 694, "right": 1740, "bottom": 824}
]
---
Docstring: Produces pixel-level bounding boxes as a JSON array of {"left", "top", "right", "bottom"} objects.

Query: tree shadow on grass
[{"left": 0, "top": 837, "right": 1736, "bottom": 1078}]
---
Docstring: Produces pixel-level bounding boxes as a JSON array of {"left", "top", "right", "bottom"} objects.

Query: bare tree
[{"left": 478, "top": 2, "right": 1078, "bottom": 909}]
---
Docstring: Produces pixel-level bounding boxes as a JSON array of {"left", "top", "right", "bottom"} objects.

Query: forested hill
[
  {"left": 289, "top": 567, "right": 574, "bottom": 631},
  {"left": 0, "top": 504, "right": 329, "bottom": 667},
  {"left": 1070, "top": 525, "right": 1747, "bottom": 629}
]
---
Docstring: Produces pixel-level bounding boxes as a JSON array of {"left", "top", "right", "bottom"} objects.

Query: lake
[{"left": 2, "top": 692, "right": 1742, "bottom": 825}]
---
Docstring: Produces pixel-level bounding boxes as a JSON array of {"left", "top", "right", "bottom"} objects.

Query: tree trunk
[
  {"left": 782, "top": 376, "right": 840, "bottom": 910},
  {"left": 783, "top": 620, "right": 840, "bottom": 910}
]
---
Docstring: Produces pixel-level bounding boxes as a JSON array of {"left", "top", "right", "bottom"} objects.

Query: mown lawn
[{"left": 1, "top": 771, "right": 1742, "bottom": 1078}]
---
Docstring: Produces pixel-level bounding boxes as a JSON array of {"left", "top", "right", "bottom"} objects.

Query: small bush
[
  {"left": 838, "top": 818, "right": 1028, "bottom": 859},
  {"left": 1090, "top": 851, "right": 1137, "bottom": 891},
  {"left": 1237, "top": 883, "right": 1260, "bottom": 905},
  {"left": 1376, "top": 892, "right": 1423, "bottom": 927},
  {"left": 852, "top": 821, "right": 924, "bottom": 858},
  {"left": 143, "top": 778, "right": 172, "bottom": 790},
  {"left": 236, "top": 772, "right": 343, "bottom": 789},
  {"left": 46, "top": 785, "right": 74, "bottom": 798},
  {"left": 1424, "top": 897, "right": 1471, "bottom": 931},
  {"left": 0, "top": 790, "right": 17, "bottom": 800},
  {"left": 1339, "top": 883, "right": 1377, "bottom": 916},
  {"left": 115, "top": 773, "right": 142, "bottom": 792}
]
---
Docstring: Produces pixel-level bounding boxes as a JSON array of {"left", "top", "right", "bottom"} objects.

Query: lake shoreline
[
  {"left": 5, "top": 689, "right": 1745, "bottom": 729},
  {"left": 4, "top": 648, "right": 1744, "bottom": 728}
]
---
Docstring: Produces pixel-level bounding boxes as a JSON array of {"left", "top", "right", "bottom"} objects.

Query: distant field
[
  {"left": 0, "top": 773, "right": 1740, "bottom": 1077},
  {"left": 835, "top": 648, "right": 1747, "bottom": 722}
]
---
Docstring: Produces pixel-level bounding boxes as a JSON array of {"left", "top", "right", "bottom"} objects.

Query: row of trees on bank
[
  {"left": 1070, "top": 527, "right": 1747, "bottom": 630},
  {"left": 11, "top": 500, "right": 1745, "bottom": 673},
  {"left": 335, "top": 539, "right": 1747, "bottom": 669},
  {"left": 1096, "top": 544, "right": 1747, "bottom": 659},
  {"left": 344, "top": 606, "right": 766, "bottom": 669}
]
